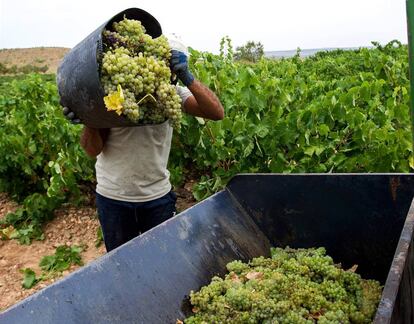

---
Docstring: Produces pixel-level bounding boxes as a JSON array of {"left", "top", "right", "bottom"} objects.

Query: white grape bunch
[
  {"left": 185, "top": 247, "right": 383, "bottom": 323},
  {"left": 100, "top": 17, "right": 182, "bottom": 129}
]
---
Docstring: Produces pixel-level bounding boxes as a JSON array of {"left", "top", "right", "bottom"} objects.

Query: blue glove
[
  {"left": 170, "top": 50, "right": 194, "bottom": 87},
  {"left": 62, "top": 106, "right": 81, "bottom": 124}
]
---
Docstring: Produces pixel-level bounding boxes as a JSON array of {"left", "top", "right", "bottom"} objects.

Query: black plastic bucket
[{"left": 56, "top": 8, "right": 162, "bottom": 128}]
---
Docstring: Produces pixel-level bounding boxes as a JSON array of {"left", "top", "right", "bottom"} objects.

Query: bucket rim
[{"left": 105, "top": 7, "right": 162, "bottom": 38}]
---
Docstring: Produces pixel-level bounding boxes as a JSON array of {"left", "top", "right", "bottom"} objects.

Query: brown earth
[
  {"left": 0, "top": 182, "right": 196, "bottom": 312},
  {"left": 0, "top": 47, "right": 69, "bottom": 74},
  {"left": 0, "top": 193, "right": 105, "bottom": 311}
]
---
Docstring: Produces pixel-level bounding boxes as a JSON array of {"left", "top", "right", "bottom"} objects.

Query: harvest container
[
  {"left": 56, "top": 8, "right": 162, "bottom": 128},
  {"left": 0, "top": 174, "right": 413, "bottom": 323}
]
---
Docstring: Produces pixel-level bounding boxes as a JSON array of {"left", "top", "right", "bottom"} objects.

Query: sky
[{"left": 0, "top": 0, "right": 408, "bottom": 54}]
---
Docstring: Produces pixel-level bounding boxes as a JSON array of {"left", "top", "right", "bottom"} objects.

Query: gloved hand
[
  {"left": 170, "top": 50, "right": 194, "bottom": 87},
  {"left": 62, "top": 106, "right": 81, "bottom": 124}
]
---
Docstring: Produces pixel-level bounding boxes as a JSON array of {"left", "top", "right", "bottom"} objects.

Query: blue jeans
[{"left": 96, "top": 191, "right": 177, "bottom": 252}]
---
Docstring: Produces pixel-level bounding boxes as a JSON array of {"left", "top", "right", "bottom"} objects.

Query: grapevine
[
  {"left": 185, "top": 247, "right": 382, "bottom": 323},
  {"left": 101, "top": 17, "right": 182, "bottom": 129}
]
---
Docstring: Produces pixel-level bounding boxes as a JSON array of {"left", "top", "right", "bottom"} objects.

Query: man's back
[{"left": 96, "top": 121, "right": 173, "bottom": 202}]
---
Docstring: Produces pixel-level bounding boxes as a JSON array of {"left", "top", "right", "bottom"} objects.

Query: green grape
[
  {"left": 183, "top": 247, "right": 382, "bottom": 324},
  {"left": 122, "top": 89, "right": 140, "bottom": 122},
  {"left": 100, "top": 17, "right": 182, "bottom": 129}
]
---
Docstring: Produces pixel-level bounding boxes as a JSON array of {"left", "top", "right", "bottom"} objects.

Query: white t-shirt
[{"left": 95, "top": 85, "right": 192, "bottom": 202}]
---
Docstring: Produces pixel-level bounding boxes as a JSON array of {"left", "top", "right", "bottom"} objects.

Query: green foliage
[
  {"left": 185, "top": 247, "right": 382, "bottom": 323},
  {"left": 20, "top": 268, "right": 40, "bottom": 289},
  {"left": 0, "top": 74, "right": 95, "bottom": 243},
  {"left": 0, "top": 74, "right": 55, "bottom": 90},
  {"left": 0, "top": 62, "right": 49, "bottom": 75},
  {"left": 0, "top": 62, "right": 8, "bottom": 74},
  {"left": 0, "top": 40, "right": 412, "bottom": 244},
  {"left": 35, "top": 57, "right": 46, "bottom": 64},
  {"left": 95, "top": 227, "right": 104, "bottom": 248},
  {"left": 171, "top": 40, "right": 412, "bottom": 199},
  {"left": 39, "top": 245, "right": 83, "bottom": 272},
  {"left": 234, "top": 40, "right": 264, "bottom": 62},
  {"left": 21, "top": 245, "right": 84, "bottom": 289}
]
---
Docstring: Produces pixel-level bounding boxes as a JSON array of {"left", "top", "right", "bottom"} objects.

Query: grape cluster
[
  {"left": 100, "top": 17, "right": 182, "bottom": 129},
  {"left": 184, "top": 247, "right": 382, "bottom": 323}
]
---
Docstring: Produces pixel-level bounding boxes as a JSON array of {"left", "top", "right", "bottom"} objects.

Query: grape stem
[
  {"left": 205, "top": 123, "right": 215, "bottom": 143},
  {"left": 137, "top": 93, "right": 157, "bottom": 105}
]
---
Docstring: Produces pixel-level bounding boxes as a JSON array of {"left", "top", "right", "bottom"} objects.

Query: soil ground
[{"left": 0, "top": 181, "right": 196, "bottom": 311}]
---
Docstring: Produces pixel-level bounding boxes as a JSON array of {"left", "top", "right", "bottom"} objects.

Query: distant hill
[
  {"left": 0, "top": 46, "right": 371, "bottom": 74},
  {"left": 265, "top": 47, "right": 364, "bottom": 58},
  {"left": 0, "top": 47, "right": 69, "bottom": 74}
]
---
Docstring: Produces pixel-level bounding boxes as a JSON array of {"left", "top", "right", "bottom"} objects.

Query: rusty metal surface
[{"left": 375, "top": 199, "right": 414, "bottom": 323}]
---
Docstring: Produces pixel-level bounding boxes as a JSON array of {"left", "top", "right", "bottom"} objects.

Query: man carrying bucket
[{"left": 63, "top": 33, "right": 224, "bottom": 252}]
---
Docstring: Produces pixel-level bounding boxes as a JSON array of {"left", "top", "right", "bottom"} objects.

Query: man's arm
[
  {"left": 62, "top": 107, "right": 109, "bottom": 157},
  {"left": 170, "top": 50, "right": 224, "bottom": 120},
  {"left": 183, "top": 80, "right": 224, "bottom": 120},
  {"left": 80, "top": 127, "right": 110, "bottom": 158}
]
